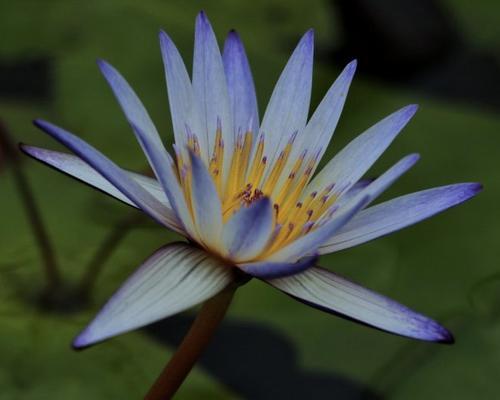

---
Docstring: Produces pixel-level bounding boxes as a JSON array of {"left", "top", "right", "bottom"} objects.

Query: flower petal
[
  {"left": 267, "top": 194, "right": 370, "bottom": 262},
  {"left": 73, "top": 242, "right": 236, "bottom": 348},
  {"left": 238, "top": 254, "right": 317, "bottom": 279},
  {"left": 306, "top": 104, "right": 418, "bottom": 198},
  {"left": 223, "top": 30, "right": 259, "bottom": 137},
  {"left": 334, "top": 178, "right": 374, "bottom": 208},
  {"left": 222, "top": 197, "right": 273, "bottom": 261},
  {"left": 319, "top": 183, "right": 482, "bottom": 254},
  {"left": 21, "top": 145, "right": 167, "bottom": 207},
  {"left": 97, "top": 60, "right": 196, "bottom": 237},
  {"left": 32, "top": 120, "right": 177, "bottom": 229},
  {"left": 193, "top": 11, "right": 233, "bottom": 176},
  {"left": 273, "top": 60, "right": 357, "bottom": 196},
  {"left": 266, "top": 266, "right": 453, "bottom": 342},
  {"left": 259, "top": 30, "right": 313, "bottom": 179},
  {"left": 189, "top": 151, "right": 223, "bottom": 250},
  {"left": 159, "top": 30, "right": 204, "bottom": 162},
  {"left": 344, "top": 153, "right": 420, "bottom": 207}
]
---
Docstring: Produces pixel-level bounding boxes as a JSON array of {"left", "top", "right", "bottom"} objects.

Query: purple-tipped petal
[
  {"left": 98, "top": 60, "right": 196, "bottom": 237},
  {"left": 238, "top": 254, "right": 318, "bottom": 279},
  {"left": 273, "top": 60, "right": 357, "bottom": 196},
  {"left": 319, "top": 183, "right": 482, "bottom": 254},
  {"left": 223, "top": 30, "right": 259, "bottom": 137},
  {"left": 132, "top": 123, "right": 197, "bottom": 238},
  {"left": 159, "top": 30, "right": 204, "bottom": 161},
  {"left": 344, "top": 153, "right": 420, "bottom": 207},
  {"left": 188, "top": 151, "right": 223, "bottom": 249},
  {"left": 267, "top": 194, "right": 370, "bottom": 263},
  {"left": 267, "top": 266, "right": 453, "bottom": 343},
  {"left": 259, "top": 29, "right": 314, "bottom": 180},
  {"left": 307, "top": 104, "right": 418, "bottom": 198},
  {"left": 334, "top": 178, "right": 375, "bottom": 208},
  {"left": 32, "top": 120, "right": 178, "bottom": 229},
  {"left": 193, "top": 11, "right": 233, "bottom": 177},
  {"left": 222, "top": 197, "right": 273, "bottom": 261},
  {"left": 20, "top": 145, "right": 186, "bottom": 233},
  {"left": 73, "top": 242, "right": 235, "bottom": 348}
]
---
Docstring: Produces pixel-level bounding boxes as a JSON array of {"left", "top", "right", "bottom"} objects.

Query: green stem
[{"left": 144, "top": 285, "right": 237, "bottom": 400}]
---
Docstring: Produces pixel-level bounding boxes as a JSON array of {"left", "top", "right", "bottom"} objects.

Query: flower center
[{"left": 174, "top": 126, "right": 339, "bottom": 255}]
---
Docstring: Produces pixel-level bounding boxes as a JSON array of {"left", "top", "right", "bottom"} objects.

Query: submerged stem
[
  {"left": 0, "top": 120, "right": 61, "bottom": 292},
  {"left": 144, "top": 284, "right": 237, "bottom": 400}
]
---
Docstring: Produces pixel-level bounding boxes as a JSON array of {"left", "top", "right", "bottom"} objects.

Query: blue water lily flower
[{"left": 23, "top": 12, "right": 480, "bottom": 348}]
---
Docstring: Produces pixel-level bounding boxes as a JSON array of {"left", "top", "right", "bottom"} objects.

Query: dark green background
[{"left": 0, "top": 1, "right": 499, "bottom": 398}]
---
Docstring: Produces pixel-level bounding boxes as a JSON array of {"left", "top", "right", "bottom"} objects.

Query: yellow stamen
[{"left": 246, "top": 134, "right": 265, "bottom": 186}]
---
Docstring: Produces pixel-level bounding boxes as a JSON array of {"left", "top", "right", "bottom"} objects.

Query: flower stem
[
  {"left": 144, "top": 284, "right": 237, "bottom": 400},
  {"left": 0, "top": 120, "right": 61, "bottom": 292}
]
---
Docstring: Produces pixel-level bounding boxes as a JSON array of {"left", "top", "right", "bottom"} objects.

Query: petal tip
[
  {"left": 33, "top": 118, "right": 50, "bottom": 131},
  {"left": 408, "top": 152, "right": 421, "bottom": 164},
  {"left": 458, "top": 182, "right": 483, "bottom": 202},
  {"left": 18, "top": 142, "right": 35, "bottom": 157},
  {"left": 72, "top": 329, "right": 93, "bottom": 350},
  {"left": 196, "top": 10, "right": 211, "bottom": 28},
  {"left": 346, "top": 59, "right": 358, "bottom": 74},
  {"left": 424, "top": 321, "right": 454, "bottom": 344},
  {"left": 158, "top": 29, "right": 171, "bottom": 44},
  {"left": 438, "top": 328, "right": 455, "bottom": 344},
  {"left": 301, "top": 28, "right": 314, "bottom": 48},
  {"left": 469, "top": 182, "right": 483, "bottom": 194},
  {"left": 404, "top": 103, "right": 419, "bottom": 117},
  {"left": 228, "top": 28, "right": 238, "bottom": 37},
  {"left": 96, "top": 58, "right": 112, "bottom": 73}
]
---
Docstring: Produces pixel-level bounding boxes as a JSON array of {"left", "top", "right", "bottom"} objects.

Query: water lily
[{"left": 22, "top": 11, "right": 479, "bottom": 393}]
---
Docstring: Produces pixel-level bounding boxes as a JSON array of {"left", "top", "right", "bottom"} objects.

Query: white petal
[
  {"left": 33, "top": 120, "right": 177, "bottom": 230},
  {"left": 21, "top": 145, "right": 166, "bottom": 206},
  {"left": 305, "top": 105, "right": 418, "bottom": 198},
  {"left": 237, "top": 254, "right": 317, "bottom": 279},
  {"left": 259, "top": 30, "right": 314, "bottom": 181},
  {"left": 98, "top": 60, "right": 197, "bottom": 237},
  {"left": 159, "top": 30, "right": 205, "bottom": 162},
  {"left": 189, "top": 151, "right": 223, "bottom": 250},
  {"left": 193, "top": 11, "right": 233, "bottom": 178},
  {"left": 222, "top": 197, "right": 273, "bottom": 262},
  {"left": 339, "top": 153, "right": 420, "bottom": 211},
  {"left": 267, "top": 267, "right": 453, "bottom": 342},
  {"left": 319, "top": 183, "right": 482, "bottom": 254},
  {"left": 273, "top": 60, "right": 357, "bottom": 196},
  {"left": 223, "top": 30, "right": 259, "bottom": 137},
  {"left": 73, "top": 243, "right": 235, "bottom": 348}
]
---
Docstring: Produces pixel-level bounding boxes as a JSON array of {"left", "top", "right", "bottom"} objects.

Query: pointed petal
[
  {"left": 189, "top": 151, "right": 223, "bottom": 250},
  {"left": 319, "top": 183, "right": 482, "bottom": 254},
  {"left": 21, "top": 146, "right": 184, "bottom": 232},
  {"left": 193, "top": 11, "right": 233, "bottom": 176},
  {"left": 267, "top": 266, "right": 453, "bottom": 342},
  {"left": 98, "top": 60, "right": 196, "bottom": 236},
  {"left": 260, "top": 30, "right": 314, "bottom": 177},
  {"left": 274, "top": 60, "right": 357, "bottom": 195},
  {"left": 159, "top": 30, "right": 204, "bottom": 161},
  {"left": 267, "top": 195, "right": 370, "bottom": 262},
  {"left": 302, "top": 60, "right": 357, "bottom": 162},
  {"left": 222, "top": 197, "right": 273, "bottom": 261},
  {"left": 306, "top": 105, "right": 418, "bottom": 198},
  {"left": 344, "top": 153, "right": 420, "bottom": 207},
  {"left": 33, "top": 120, "right": 177, "bottom": 229},
  {"left": 238, "top": 254, "right": 317, "bottom": 279},
  {"left": 73, "top": 243, "right": 236, "bottom": 348},
  {"left": 334, "top": 178, "right": 374, "bottom": 208},
  {"left": 223, "top": 30, "right": 259, "bottom": 137}
]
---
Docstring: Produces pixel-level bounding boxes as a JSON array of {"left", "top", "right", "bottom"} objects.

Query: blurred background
[{"left": 0, "top": 0, "right": 499, "bottom": 398}]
